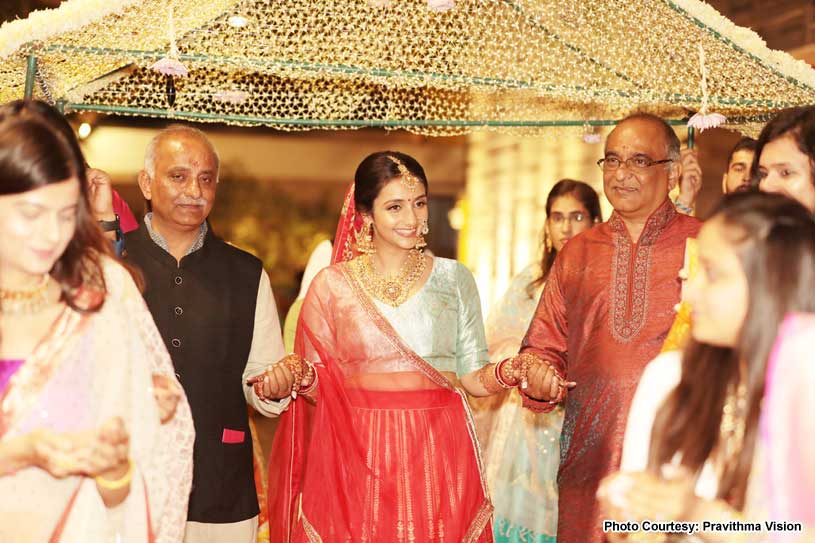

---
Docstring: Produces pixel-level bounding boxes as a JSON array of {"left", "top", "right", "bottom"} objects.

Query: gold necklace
[
  {"left": 718, "top": 381, "right": 748, "bottom": 470},
  {"left": 352, "top": 250, "right": 427, "bottom": 307},
  {"left": 0, "top": 275, "right": 53, "bottom": 315}
]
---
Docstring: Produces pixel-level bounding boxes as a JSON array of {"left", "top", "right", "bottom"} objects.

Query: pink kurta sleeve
[{"left": 519, "top": 257, "right": 569, "bottom": 412}]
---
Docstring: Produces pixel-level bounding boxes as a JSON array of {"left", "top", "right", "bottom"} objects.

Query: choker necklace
[
  {"left": 352, "top": 250, "right": 427, "bottom": 307},
  {"left": 0, "top": 275, "right": 53, "bottom": 315}
]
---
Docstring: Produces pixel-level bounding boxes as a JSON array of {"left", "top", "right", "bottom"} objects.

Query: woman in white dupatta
[
  {"left": 474, "top": 179, "right": 602, "bottom": 543},
  {"left": 0, "top": 100, "right": 194, "bottom": 543}
]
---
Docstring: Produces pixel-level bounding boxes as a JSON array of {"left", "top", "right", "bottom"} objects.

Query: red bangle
[
  {"left": 299, "top": 362, "right": 318, "bottom": 395},
  {"left": 494, "top": 359, "right": 515, "bottom": 388}
]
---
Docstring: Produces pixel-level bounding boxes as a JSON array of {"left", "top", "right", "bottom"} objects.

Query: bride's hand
[
  {"left": 246, "top": 362, "right": 295, "bottom": 401},
  {"left": 523, "top": 360, "right": 576, "bottom": 402}
]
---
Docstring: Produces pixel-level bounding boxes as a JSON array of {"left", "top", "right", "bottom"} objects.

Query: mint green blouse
[{"left": 373, "top": 258, "right": 489, "bottom": 377}]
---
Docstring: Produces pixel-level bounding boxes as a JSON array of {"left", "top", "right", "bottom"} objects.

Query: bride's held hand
[
  {"left": 247, "top": 355, "right": 316, "bottom": 400},
  {"left": 523, "top": 359, "right": 576, "bottom": 402},
  {"left": 246, "top": 361, "right": 296, "bottom": 401}
]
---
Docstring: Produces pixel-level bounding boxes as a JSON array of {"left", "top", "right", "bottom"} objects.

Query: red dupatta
[{"left": 269, "top": 184, "right": 492, "bottom": 543}]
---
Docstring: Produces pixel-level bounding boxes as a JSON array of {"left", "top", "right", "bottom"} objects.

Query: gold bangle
[{"left": 94, "top": 458, "right": 133, "bottom": 491}]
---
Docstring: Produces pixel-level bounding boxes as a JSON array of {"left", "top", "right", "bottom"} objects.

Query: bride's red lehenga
[{"left": 268, "top": 186, "right": 493, "bottom": 543}]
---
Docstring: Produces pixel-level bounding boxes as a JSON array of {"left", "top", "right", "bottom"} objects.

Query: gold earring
[
  {"left": 356, "top": 219, "right": 376, "bottom": 254},
  {"left": 544, "top": 230, "right": 553, "bottom": 252},
  {"left": 415, "top": 221, "right": 428, "bottom": 250}
]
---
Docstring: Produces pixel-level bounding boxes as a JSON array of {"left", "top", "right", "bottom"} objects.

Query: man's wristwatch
[
  {"left": 673, "top": 199, "right": 694, "bottom": 215},
  {"left": 98, "top": 214, "right": 122, "bottom": 241}
]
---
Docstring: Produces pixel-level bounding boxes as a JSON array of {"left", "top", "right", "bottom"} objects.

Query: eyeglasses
[
  {"left": 597, "top": 156, "right": 673, "bottom": 171},
  {"left": 549, "top": 212, "right": 587, "bottom": 226}
]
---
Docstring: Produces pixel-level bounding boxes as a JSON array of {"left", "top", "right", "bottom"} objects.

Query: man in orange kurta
[{"left": 519, "top": 113, "right": 702, "bottom": 543}]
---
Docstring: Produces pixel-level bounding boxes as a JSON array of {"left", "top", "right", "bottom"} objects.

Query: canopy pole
[
  {"left": 24, "top": 53, "right": 37, "bottom": 98},
  {"left": 687, "top": 125, "right": 695, "bottom": 149}
]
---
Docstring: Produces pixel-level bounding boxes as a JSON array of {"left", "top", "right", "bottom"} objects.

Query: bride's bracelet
[
  {"left": 510, "top": 353, "right": 543, "bottom": 390},
  {"left": 299, "top": 365, "right": 318, "bottom": 396},
  {"left": 281, "top": 354, "right": 317, "bottom": 399},
  {"left": 478, "top": 355, "right": 533, "bottom": 394}
]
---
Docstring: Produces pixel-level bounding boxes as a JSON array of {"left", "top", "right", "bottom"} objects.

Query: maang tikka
[{"left": 388, "top": 156, "right": 420, "bottom": 192}]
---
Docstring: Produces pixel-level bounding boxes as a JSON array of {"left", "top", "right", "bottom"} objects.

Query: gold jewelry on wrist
[
  {"left": 508, "top": 353, "right": 541, "bottom": 389},
  {"left": 281, "top": 354, "right": 316, "bottom": 399},
  {"left": 495, "top": 359, "right": 515, "bottom": 388},
  {"left": 300, "top": 364, "right": 318, "bottom": 395},
  {"left": 94, "top": 458, "right": 133, "bottom": 491},
  {"left": 513, "top": 353, "right": 564, "bottom": 402}
]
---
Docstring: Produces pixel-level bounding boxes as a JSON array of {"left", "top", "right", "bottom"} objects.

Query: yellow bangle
[{"left": 94, "top": 458, "right": 133, "bottom": 491}]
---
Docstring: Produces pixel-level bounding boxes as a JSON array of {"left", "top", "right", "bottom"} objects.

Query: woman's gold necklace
[
  {"left": 0, "top": 275, "right": 53, "bottom": 315},
  {"left": 354, "top": 250, "right": 427, "bottom": 307},
  {"left": 718, "top": 380, "right": 748, "bottom": 472}
]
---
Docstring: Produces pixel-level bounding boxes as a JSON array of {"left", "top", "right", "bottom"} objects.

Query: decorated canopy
[{"left": 1, "top": 0, "right": 814, "bottom": 135}]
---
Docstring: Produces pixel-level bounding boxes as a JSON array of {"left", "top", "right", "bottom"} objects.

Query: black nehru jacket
[{"left": 125, "top": 224, "right": 262, "bottom": 523}]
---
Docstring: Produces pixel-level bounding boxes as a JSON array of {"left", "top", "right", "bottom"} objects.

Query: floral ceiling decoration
[{"left": 2, "top": 0, "right": 814, "bottom": 136}]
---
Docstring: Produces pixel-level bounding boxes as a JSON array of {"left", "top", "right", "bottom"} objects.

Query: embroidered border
[
  {"left": 458, "top": 390, "right": 495, "bottom": 542},
  {"left": 337, "top": 186, "right": 356, "bottom": 263},
  {"left": 280, "top": 400, "right": 298, "bottom": 543},
  {"left": 462, "top": 498, "right": 495, "bottom": 543},
  {"left": 458, "top": 390, "right": 491, "bottom": 496},
  {"left": 608, "top": 201, "right": 677, "bottom": 343},
  {"left": 0, "top": 307, "right": 86, "bottom": 439},
  {"left": 301, "top": 512, "right": 324, "bottom": 543},
  {"left": 340, "top": 262, "right": 454, "bottom": 391}
]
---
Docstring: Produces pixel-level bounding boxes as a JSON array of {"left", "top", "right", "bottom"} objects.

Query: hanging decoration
[
  {"left": 149, "top": 3, "right": 188, "bottom": 107},
  {"left": 581, "top": 122, "right": 602, "bottom": 144},
  {"left": 427, "top": 0, "right": 455, "bottom": 12},
  {"left": 150, "top": 5, "right": 188, "bottom": 77},
  {"left": 150, "top": 58, "right": 189, "bottom": 77},
  {"left": 687, "top": 43, "right": 727, "bottom": 132},
  {"left": 213, "top": 89, "right": 250, "bottom": 104}
]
